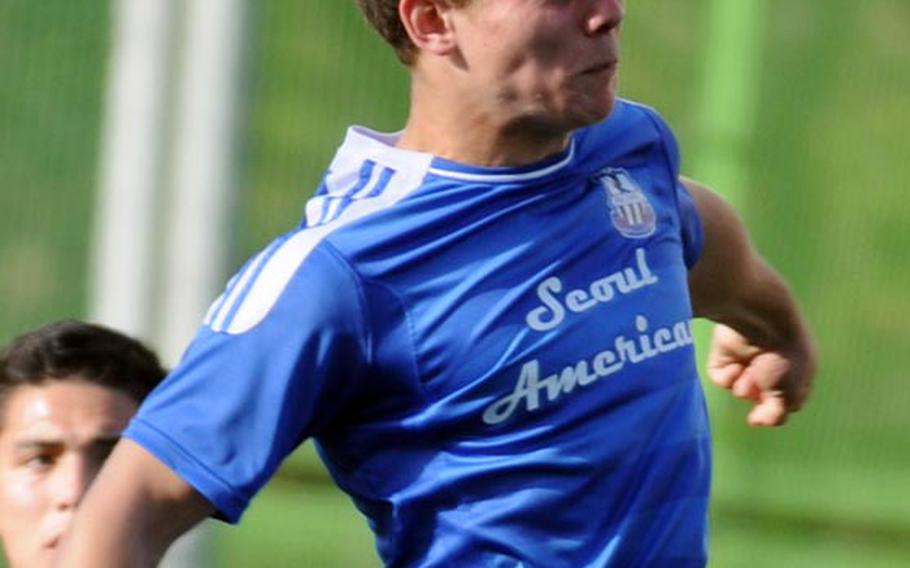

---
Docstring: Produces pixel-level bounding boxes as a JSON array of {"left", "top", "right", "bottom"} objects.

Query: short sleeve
[
  {"left": 674, "top": 180, "right": 703, "bottom": 269},
  {"left": 123, "top": 236, "right": 369, "bottom": 523},
  {"left": 640, "top": 105, "right": 704, "bottom": 269}
]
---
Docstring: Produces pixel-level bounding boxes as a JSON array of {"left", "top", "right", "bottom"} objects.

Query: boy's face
[
  {"left": 448, "top": 0, "right": 625, "bottom": 132},
  {"left": 0, "top": 380, "right": 137, "bottom": 568}
]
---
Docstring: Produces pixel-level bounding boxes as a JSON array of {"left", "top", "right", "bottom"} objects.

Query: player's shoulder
[
  {"left": 613, "top": 97, "right": 665, "bottom": 120},
  {"left": 574, "top": 98, "right": 677, "bottom": 166},
  {"left": 202, "top": 227, "right": 361, "bottom": 335},
  {"left": 586, "top": 98, "right": 672, "bottom": 142}
]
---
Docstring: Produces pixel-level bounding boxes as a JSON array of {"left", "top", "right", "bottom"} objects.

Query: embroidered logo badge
[{"left": 596, "top": 168, "right": 656, "bottom": 239}]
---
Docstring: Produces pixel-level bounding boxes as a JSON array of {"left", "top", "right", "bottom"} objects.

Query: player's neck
[{"left": 397, "top": 81, "right": 571, "bottom": 168}]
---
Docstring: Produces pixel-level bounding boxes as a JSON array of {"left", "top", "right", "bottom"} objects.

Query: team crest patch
[{"left": 596, "top": 168, "right": 656, "bottom": 239}]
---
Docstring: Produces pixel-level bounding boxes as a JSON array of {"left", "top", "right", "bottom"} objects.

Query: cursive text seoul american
[{"left": 525, "top": 247, "right": 658, "bottom": 332}]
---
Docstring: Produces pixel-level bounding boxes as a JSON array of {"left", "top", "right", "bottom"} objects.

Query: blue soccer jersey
[{"left": 125, "top": 99, "right": 710, "bottom": 567}]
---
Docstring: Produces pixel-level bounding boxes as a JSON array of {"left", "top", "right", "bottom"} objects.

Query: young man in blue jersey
[
  {"left": 60, "top": 1, "right": 817, "bottom": 566},
  {"left": 0, "top": 321, "right": 166, "bottom": 568}
]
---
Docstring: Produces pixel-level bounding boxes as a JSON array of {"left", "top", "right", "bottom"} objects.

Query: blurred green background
[{"left": 1, "top": 1, "right": 908, "bottom": 566}]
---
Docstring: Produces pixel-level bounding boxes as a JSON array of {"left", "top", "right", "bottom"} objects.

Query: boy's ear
[{"left": 399, "top": 0, "right": 459, "bottom": 57}]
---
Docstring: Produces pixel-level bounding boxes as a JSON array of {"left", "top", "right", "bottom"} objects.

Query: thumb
[{"left": 747, "top": 393, "right": 788, "bottom": 427}]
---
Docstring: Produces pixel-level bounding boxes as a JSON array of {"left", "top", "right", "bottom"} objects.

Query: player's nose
[
  {"left": 52, "top": 456, "right": 93, "bottom": 510},
  {"left": 585, "top": 0, "right": 625, "bottom": 36}
]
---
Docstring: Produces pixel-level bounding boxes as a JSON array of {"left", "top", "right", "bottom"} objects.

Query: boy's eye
[{"left": 24, "top": 454, "right": 56, "bottom": 472}]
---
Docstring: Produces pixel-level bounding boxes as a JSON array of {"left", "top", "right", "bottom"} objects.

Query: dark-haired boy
[{"left": 0, "top": 321, "right": 165, "bottom": 568}]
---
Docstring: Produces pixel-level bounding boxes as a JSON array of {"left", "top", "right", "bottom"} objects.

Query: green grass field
[{"left": 1, "top": 0, "right": 909, "bottom": 566}]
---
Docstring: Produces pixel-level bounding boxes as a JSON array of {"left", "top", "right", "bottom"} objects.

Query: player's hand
[{"left": 706, "top": 324, "right": 816, "bottom": 427}]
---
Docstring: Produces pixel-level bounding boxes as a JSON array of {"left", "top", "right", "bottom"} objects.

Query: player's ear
[{"left": 399, "top": 0, "right": 458, "bottom": 57}]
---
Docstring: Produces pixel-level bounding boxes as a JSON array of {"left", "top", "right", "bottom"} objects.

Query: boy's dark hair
[
  {"left": 355, "top": 0, "right": 469, "bottom": 65},
  {"left": 0, "top": 320, "right": 167, "bottom": 425}
]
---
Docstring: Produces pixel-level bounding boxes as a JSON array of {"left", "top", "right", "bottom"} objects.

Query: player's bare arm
[
  {"left": 684, "top": 177, "right": 818, "bottom": 427},
  {"left": 56, "top": 439, "right": 213, "bottom": 568}
]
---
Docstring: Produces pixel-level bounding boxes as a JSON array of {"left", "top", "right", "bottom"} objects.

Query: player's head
[
  {"left": 357, "top": 0, "right": 625, "bottom": 134},
  {"left": 0, "top": 320, "right": 166, "bottom": 568}
]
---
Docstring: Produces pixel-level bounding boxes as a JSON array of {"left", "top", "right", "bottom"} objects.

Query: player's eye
[{"left": 24, "top": 453, "right": 56, "bottom": 473}]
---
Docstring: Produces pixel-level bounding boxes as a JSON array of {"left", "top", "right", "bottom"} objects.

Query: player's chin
[
  {"left": 566, "top": 91, "right": 617, "bottom": 128},
  {"left": 11, "top": 549, "right": 54, "bottom": 568}
]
